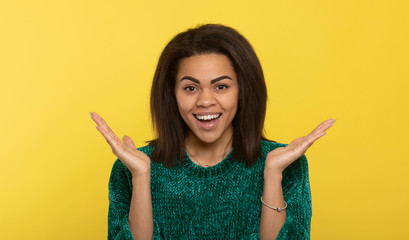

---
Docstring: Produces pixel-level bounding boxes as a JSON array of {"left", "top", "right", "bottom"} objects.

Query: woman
[{"left": 90, "top": 24, "right": 335, "bottom": 239}]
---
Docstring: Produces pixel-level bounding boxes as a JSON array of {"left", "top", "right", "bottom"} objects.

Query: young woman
[{"left": 90, "top": 24, "right": 335, "bottom": 240}]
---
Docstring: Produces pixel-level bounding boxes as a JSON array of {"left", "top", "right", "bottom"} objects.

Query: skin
[
  {"left": 174, "top": 54, "right": 239, "bottom": 164},
  {"left": 259, "top": 118, "right": 335, "bottom": 239},
  {"left": 90, "top": 53, "right": 336, "bottom": 239},
  {"left": 90, "top": 112, "right": 153, "bottom": 240}
]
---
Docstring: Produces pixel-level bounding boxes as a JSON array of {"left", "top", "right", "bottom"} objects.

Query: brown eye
[
  {"left": 216, "top": 85, "right": 228, "bottom": 90},
  {"left": 184, "top": 86, "right": 197, "bottom": 92}
]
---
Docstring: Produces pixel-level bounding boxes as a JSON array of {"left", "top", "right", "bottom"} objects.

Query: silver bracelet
[{"left": 260, "top": 196, "right": 287, "bottom": 212}]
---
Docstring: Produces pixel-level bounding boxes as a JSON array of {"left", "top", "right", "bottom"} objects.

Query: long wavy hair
[{"left": 149, "top": 24, "right": 268, "bottom": 167}]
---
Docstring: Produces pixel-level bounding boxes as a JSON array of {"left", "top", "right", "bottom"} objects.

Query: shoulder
[
  {"left": 260, "top": 139, "right": 307, "bottom": 173},
  {"left": 111, "top": 143, "right": 155, "bottom": 168},
  {"left": 259, "top": 139, "right": 287, "bottom": 161},
  {"left": 245, "top": 139, "right": 287, "bottom": 169},
  {"left": 108, "top": 144, "right": 155, "bottom": 199},
  {"left": 108, "top": 159, "right": 133, "bottom": 202},
  {"left": 137, "top": 144, "right": 155, "bottom": 157},
  {"left": 110, "top": 158, "right": 130, "bottom": 179},
  {"left": 260, "top": 139, "right": 287, "bottom": 152},
  {"left": 109, "top": 144, "right": 154, "bottom": 184}
]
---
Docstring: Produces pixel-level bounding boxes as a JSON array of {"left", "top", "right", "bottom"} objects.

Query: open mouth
[{"left": 194, "top": 114, "right": 221, "bottom": 122}]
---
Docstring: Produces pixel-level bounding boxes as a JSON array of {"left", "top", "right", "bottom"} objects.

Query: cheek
[
  {"left": 221, "top": 93, "right": 239, "bottom": 113},
  {"left": 175, "top": 93, "right": 193, "bottom": 115},
  {"left": 230, "top": 100, "right": 239, "bottom": 116}
]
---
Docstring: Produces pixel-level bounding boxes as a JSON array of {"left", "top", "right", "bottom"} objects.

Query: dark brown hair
[{"left": 149, "top": 24, "right": 268, "bottom": 167}]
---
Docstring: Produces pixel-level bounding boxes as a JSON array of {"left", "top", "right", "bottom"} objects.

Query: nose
[{"left": 196, "top": 89, "right": 216, "bottom": 108}]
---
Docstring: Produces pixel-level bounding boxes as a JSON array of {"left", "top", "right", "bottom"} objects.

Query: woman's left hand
[{"left": 264, "top": 119, "right": 336, "bottom": 176}]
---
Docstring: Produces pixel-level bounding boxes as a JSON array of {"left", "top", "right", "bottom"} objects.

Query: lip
[
  {"left": 193, "top": 112, "right": 221, "bottom": 130},
  {"left": 194, "top": 111, "right": 222, "bottom": 116}
]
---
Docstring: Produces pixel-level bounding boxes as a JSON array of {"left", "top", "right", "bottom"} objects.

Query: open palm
[
  {"left": 90, "top": 112, "right": 151, "bottom": 176},
  {"left": 265, "top": 119, "right": 336, "bottom": 174}
]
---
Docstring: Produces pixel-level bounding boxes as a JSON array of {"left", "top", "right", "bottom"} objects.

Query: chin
[
  {"left": 195, "top": 134, "right": 221, "bottom": 144},
  {"left": 192, "top": 128, "right": 230, "bottom": 145}
]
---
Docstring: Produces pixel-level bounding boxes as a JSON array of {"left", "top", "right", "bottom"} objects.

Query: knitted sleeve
[
  {"left": 245, "top": 154, "right": 312, "bottom": 240},
  {"left": 108, "top": 159, "right": 162, "bottom": 240},
  {"left": 276, "top": 154, "right": 312, "bottom": 240}
]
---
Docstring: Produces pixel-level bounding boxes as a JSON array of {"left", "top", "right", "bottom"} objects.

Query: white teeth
[{"left": 195, "top": 114, "right": 221, "bottom": 120}]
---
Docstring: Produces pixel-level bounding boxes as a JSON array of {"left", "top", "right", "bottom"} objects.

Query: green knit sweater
[{"left": 108, "top": 140, "right": 312, "bottom": 239}]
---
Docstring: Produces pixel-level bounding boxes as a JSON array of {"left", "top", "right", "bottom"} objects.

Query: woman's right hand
[{"left": 90, "top": 112, "right": 151, "bottom": 177}]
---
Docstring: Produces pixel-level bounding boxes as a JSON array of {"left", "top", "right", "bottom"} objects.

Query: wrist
[
  {"left": 132, "top": 170, "right": 151, "bottom": 183},
  {"left": 130, "top": 164, "right": 151, "bottom": 177},
  {"left": 264, "top": 169, "right": 283, "bottom": 182}
]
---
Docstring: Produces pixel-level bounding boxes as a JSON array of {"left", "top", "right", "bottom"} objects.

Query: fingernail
[{"left": 90, "top": 112, "right": 93, "bottom": 119}]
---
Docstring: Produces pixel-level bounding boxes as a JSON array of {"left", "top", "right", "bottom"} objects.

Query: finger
[
  {"left": 92, "top": 114, "right": 122, "bottom": 148},
  {"left": 311, "top": 119, "right": 334, "bottom": 133},
  {"left": 96, "top": 125, "right": 126, "bottom": 155},
  {"left": 91, "top": 112, "right": 121, "bottom": 143},
  {"left": 290, "top": 119, "right": 335, "bottom": 146},
  {"left": 309, "top": 119, "right": 336, "bottom": 136},
  {"left": 90, "top": 112, "right": 104, "bottom": 126},
  {"left": 123, "top": 135, "right": 138, "bottom": 151},
  {"left": 96, "top": 124, "right": 121, "bottom": 146},
  {"left": 285, "top": 137, "right": 305, "bottom": 154},
  {"left": 319, "top": 119, "right": 336, "bottom": 132},
  {"left": 292, "top": 129, "right": 326, "bottom": 150},
  {"left": 308, "top": 131, "right": 327, "bottom": 144},
  {"left": 288, "top": 136, "right": 305, "bottom": 146},
  {"left": 92, "top": 113, "right": 133, "bottom": 159},
  {"left": 301, "top": 130, "right": 328, "bottom": 151},
  {"left": 287, "top": 120, "right": 334, "bottom": 155},
  {"left": 91, "top": 112, "right": 115, "bottom": 133}
]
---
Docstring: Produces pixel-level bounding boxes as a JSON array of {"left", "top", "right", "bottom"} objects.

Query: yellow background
[{"left": 1, "top": 0, "right": 408, "bottom": 239}]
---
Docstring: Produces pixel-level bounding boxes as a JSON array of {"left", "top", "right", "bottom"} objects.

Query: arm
[
  {"left": 90, "top": 112, "right": 158, "bottom": 239},
  {"left": 247, "top": 155, "right": 311, "bottom": 240},
  {"left": 108, "top": 160, "right": 134, "bottom": 240},
  {"left": 276, "top": 155, "right": 312, "bottom": 239},
  {"left": 275, "top": 196, "right": 311, "bottom": 239},
  {"left": 259, "top": 119, "right": 335, "bottom": 239},
  {"left": 259, "top": 171, "right": 286, "bottom": 240},
  {"left": 108, "top": 160, "right": 156, "bottom": 240},
  {"left": 129, "top": 170, "right": 153, "bottom": 239},
  {"left": 259, "top": 156, "right": 312, "bottom": 240}
]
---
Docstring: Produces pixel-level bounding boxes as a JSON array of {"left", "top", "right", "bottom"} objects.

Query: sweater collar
[{"left": 182, "top": 150, "right": 237, "bottom": 178}]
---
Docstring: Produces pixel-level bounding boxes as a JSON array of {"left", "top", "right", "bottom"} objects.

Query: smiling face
[{"left": 175, "top": 54, "right": 239, "bottom": 145}]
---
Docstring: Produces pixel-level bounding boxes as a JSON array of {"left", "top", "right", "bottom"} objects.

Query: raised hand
[
  {"left": 90, "top": 112, "right": 151, "bottom": 176},
  {"left": 264, "top": 119, "right": 336, "bottom": 176}
]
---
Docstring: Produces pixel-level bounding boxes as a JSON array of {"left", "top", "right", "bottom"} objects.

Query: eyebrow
[{"left": 179, "top": 75, "right": 232, "bottom": 84}]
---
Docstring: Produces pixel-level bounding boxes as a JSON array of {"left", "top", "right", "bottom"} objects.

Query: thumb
[{"left": 122, "top": 135, "right": 138, "bottom": 151}]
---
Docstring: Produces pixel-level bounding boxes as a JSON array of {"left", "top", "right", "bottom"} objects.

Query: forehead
[{"left": 176, "top": 54, "right": 236, "bottom": 80}]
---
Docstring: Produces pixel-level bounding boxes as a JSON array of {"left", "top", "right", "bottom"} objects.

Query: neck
[{"left": 185, "top": 128, "right": 233, "bottom": 166}]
